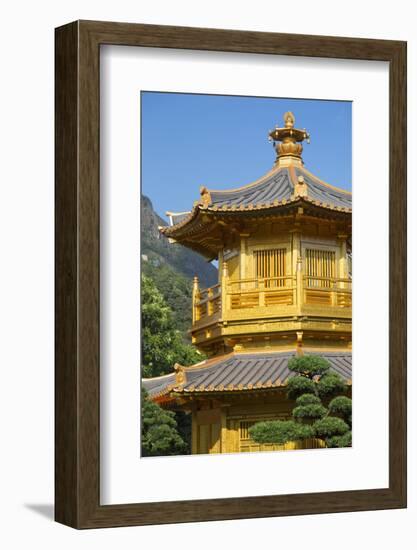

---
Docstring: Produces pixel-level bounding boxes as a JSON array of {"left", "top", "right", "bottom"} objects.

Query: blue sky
[{"left": 141, "top": 92, "right": 351, "bottom": 220}]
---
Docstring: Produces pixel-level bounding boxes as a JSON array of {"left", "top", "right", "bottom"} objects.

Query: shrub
[
  {"left": 288, "top": 355, "right": 331, "bottom": 377},
  {"left": 141, "top": 389, "right": 187, "bottom": 456},
  {"left": 286, "top": 376, "right": 316, "bottom": 400},
  {"left": 249, "top": 355, "right": 352, "bottom": 450},
  {"left": 293, "top": 403, "right": 327, "bottom": 420},
  {"left": 295, "top": 394, "right": 322, "bottom": 406},
  {"left": 326, "top": 431, "right": 352, "bottom": 448},
  {"left": 317, "top": 372, "right": 346, "bottom": 398},
  {"left": 314, "top": 416, "right": 350, "bottom": 438},
  {"left": 249, "top": 420, "right": 314, "bottom": 445},
  {"left": 328, "top": 396, "right": 352, "bottom": 419}
]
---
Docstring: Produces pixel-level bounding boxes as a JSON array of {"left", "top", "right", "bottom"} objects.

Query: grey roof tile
[
  {"left": 142, "top": 373, "right": 176, "bottom": 396},
  {"left": 142, "top": 351, "right": 352, "bottom": 397},
  {"left": 294, "top": 167, "right": 351, "bottom": 209},
  {"left": 209, "top": 169, "right": 293, "bottom": 208},
  {"left": 164, "top": 164, "right": 351, "bottom": 234}
]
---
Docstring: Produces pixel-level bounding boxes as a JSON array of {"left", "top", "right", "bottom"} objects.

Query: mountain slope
[{"left": 141, "top": 195, "right": 218, "bottom": 338}]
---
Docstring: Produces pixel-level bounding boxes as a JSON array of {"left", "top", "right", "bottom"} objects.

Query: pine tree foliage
[
  {"left": 328, "top": 395, "right": 352, "bottom": 417},
  {"left": 317, "top": 371, "right": 346, "bottom": 399},
  {"left": 292, "top": 403, "right": 327, "bottom": 420},
  {"left": 249, "top": 420, "right": 314, "bottom": 445},
  {"left": 249, "top": 355, "right": 352, "bottom": 448},
  {"left": 141, "top": 389, "right": 187, "bottom": 456},
  {"left": 286, "top": 376, "right": 316, "bottom": 400},
  {"left": 313, "top": 416, "right": 350, "bottom": 438},
  {"left": 287, "top": 355, "right": 330, "bottom": 377}
]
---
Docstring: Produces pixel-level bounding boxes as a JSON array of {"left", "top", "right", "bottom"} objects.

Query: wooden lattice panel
[
  {"left": 305, "top": 248, "right": 335, "bottom": 287},
  {"left": 254, "top": 248, "right": 286, "bottom": 287}
]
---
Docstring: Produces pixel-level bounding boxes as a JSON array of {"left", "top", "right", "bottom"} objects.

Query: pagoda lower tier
[{"left": 142, "top": 349, "right": 352, "bottom": 454}]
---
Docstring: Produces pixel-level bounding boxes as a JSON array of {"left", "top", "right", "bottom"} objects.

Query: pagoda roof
[
  {"left": 162, "top": 163, "right": 351, "bottom": 237},
  {"left": 142, "top": 351, "right": 352, "bottom": 400},
  {"left": 161, "top": 112, "right": 352, "bottom": 259},
  {"left": 206, "top": 165, "right": 351, "bottom": 211}
]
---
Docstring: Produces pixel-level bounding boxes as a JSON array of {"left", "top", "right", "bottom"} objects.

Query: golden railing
[
  {"left": 192, "top": 275, "right": 352, "bottom": 324},
  {"left": 194, "top": 283, "right": 221, "bottom": 321},
  {"left": 227, "top": 276, "right": 296, "bottom": 309},
  {"left": 304, "top": 276, "right": 352, "bottom": 308}
]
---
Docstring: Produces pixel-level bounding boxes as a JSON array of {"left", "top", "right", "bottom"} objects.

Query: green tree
[
  {"left": 142, "top": 260, "right": 193, "bottom": 339},
  {"left": 141, "top": 275, "right": 204, "bottom": 454},
  {"left": 141, "top": 274, "right": 203, "bottom": 378},
  {"left": 249, "top": 355, "right": 352, "bottom": 448},
  {"left": 141, "top": 389, "right": 187, "bottom": 456}
]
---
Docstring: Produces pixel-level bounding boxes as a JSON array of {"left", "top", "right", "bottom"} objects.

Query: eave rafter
[{"left": 160, "top": 199, "right": 351, "bottom": 258}]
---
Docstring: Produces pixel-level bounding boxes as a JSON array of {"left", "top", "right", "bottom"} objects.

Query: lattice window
[
  {"left": 305, "top": 249, "right": 335, "bottom": 288},
  {"left": 239, "top": 421, "right": 256, "bottom": 441},
  {"left": 254, "top": 248, "right": 286, "bottom": 287}
]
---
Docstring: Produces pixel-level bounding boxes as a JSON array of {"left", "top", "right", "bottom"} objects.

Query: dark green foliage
[
  {"left": 174, "top": 410, "right": 192, "bottom": 454},
  {"left": 249, "top": 420, "right": 314, "bottom": 445},
  {"left": 293, "top": 403, "right": 327, "bottom": 420},
  {"left": 326, "top": 431, "right": 352, "bottom": 448},
  {"left": 141, "top": 196, "right": 216, "bottom": 457},
  {"left": 295, "top": 394, "right": 322, "bottom": 406},
  {"left": 141, "top": 389, "right": 187, "bottom": 456},
  {"left": 317, "top": 371, "right": 346, "bottom": 399},
  {"left": 142, "top": 261, "right": 193, "bottom": 338},
  {"left": 286, "top": 375, "right": 316, "bottom": 400},
  {"left": 313, "top": 416, "right": 350, "bottom": 438},
  {"left": 141, "top": 272, "right": 172, "bottom": 333},
  {"left": 141, "top": 195, "right": 218, "bottom": 342},
  {"left": 141, "top": 275, "right": 203, "bottom": 378},
  {"left": 328, "top": 396, "right": 352, "bottom": 420},
  {"left": 250, "top": 355, "right": 352, "bottom": 449},
  {"left": 288, "top": 355, "right": 330, "bottom": 377}
]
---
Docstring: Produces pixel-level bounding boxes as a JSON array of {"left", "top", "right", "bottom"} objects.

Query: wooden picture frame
[{"left": 55, "top": 20, "right": 407, "bottom": 529}]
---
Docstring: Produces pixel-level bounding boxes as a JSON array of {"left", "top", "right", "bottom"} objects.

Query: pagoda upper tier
[
  {"left": 161, "top": 112, "right": 351, "bottom": 260},
  {"left": 159, "top": 113, "right": 352, "bottom": 357}
]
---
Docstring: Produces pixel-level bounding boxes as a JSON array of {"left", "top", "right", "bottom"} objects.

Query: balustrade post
[
  {"left": 292, "top": 229, "right": 302, "bottom": 310},
  {"left": 296, "top": 256, "right": 303, "bottom": 311},
  {"left": 259, "top": 279, "right": 265, "bottom": 307},
  {"left": 331, "top": 279, "right": 337, "bottom": 307},
  {"left": 207, "top": 287, "right": 214, "bottom": 316},
  {"left": 338, "top": 233, "right": 348, "bottom": 289},
  {"left": 221, "top": 261, "right": 228, "bottom": 320},
  {"left": 334, "top": 234, "right": 346, "bottom": 309},
  {"left": 192, "top": 276, "right": 200, "bottom": 322}
]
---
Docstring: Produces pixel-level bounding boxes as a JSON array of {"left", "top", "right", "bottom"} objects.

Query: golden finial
[
  {"left": 284, "top": 111, "right": 295, "bottom": 128},
  {"left": 268, "top": 112, "right": 310, "bottom": 166}
]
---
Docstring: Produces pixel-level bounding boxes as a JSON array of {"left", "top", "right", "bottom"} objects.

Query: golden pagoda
[{"left": 143, "top": 112, "right": 352, "bottom": 454}]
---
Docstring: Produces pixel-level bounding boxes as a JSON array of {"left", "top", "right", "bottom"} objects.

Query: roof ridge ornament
[
  {"left": 174, "top": 363, "right": 187, "bottom": 386},
  {"left": 293, "top": 174, "right": 308, "bottom": 199},
  {"left": 199, "top": 186, "right": 212, "bottom": 208},
  {"left": 268, "top": 112, "right": 310, "bottom": 167}
]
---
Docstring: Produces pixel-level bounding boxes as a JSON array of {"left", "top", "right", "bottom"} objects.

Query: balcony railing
[
  {"left": 194, "top": 283, "right": 221, "bottom": 321},
  {"left": 193, "top": 274, "right": 351, "bottom": 326},
  {"left": 304, "top": 276, "right": 352, "bottom": 308},
  {"left": 227, "top": 276, "right": 296, "bottom": 309}
]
